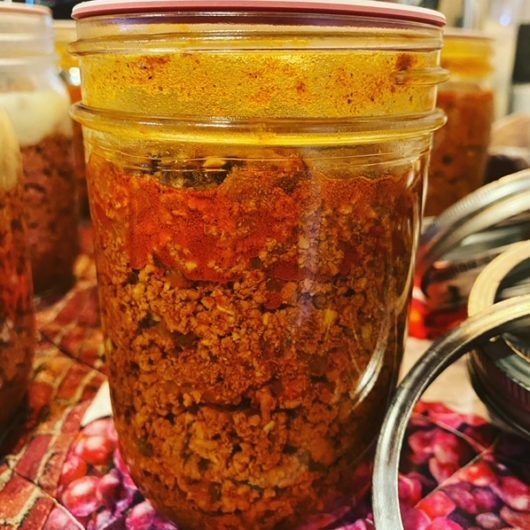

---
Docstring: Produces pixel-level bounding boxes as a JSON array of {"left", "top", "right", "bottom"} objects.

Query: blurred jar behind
[
  {"left": 425, "top": 29, "right": 494, "bottom": 216},
  {"left": 54, "top": 19, "right": 89, "bottom": 219},
  {"left": 400, "top": 0, "right": 525, "bottom": 119}
]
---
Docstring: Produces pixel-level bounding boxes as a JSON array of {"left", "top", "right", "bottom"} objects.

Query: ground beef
[{"left": 88, "top": 147, "right": 424, "bottom": 529}]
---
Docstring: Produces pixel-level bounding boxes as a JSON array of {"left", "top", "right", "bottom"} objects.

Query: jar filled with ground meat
[
  {"left": 71, "top": 1, "right": 447, "bottom": 528},
  {"left": 0, "top": 109, "right": 35, "bottom": 432},
  {"left": 0, "top": 4, "right": 79, "bottom": 295},
  {"left": 425, "top": 29, "right": 494, "bottom": 217},
  {"left": 54, "top": 20, "right": 89, "bottom": 219}
]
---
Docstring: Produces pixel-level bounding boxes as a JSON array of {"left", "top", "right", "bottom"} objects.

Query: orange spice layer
[
  {"left": 426, "top": 86, "right": 494, "bottom": 217},
  {"left": 0, "top": 179, "right": 34, "bottom": 429},
  {"left": 88, "top": 150, "right": 424, "bottom": 529},
  {"left": 80, "top": 48, "right": 439, "bottom": 119}
]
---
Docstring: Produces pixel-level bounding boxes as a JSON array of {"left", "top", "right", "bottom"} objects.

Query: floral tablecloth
[{"left": 1, "top": 232, "right": 529, "bottom": 530}]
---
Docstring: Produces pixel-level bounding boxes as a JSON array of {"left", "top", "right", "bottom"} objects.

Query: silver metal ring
[
  {"left": 417, "top": 168, "right": 530, "bottom": 283},
  {"left": 372, "top": 294, "right": 530, "bottom": 530}
]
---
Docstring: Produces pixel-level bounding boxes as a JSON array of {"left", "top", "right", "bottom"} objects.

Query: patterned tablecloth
[{"left": 1, "top": 231, "right": 529, "bottom": 530}]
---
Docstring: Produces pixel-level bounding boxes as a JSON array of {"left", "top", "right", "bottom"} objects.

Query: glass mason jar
[
  {"left": 72, "top": 1, "right": 447, "bottom": 528},
  {"left": 425, "top": 29, "right": 494, "bottom": 217},
  {"left": 0, "top": 4, "right": 79, "bottom": 295},
  {"left": 0, "top": 109, "right": 35, "bottom": 431},
  {"left": 54, "top": 19, "right": 89, "bottom": 219}
]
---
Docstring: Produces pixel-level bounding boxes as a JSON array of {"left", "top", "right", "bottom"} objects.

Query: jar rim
[
  {"left": 0, "top": 3, "right": 51, "bottom": 16},
  {"left": 54, "top": 19, "right": 77, "bottom": 30},
  {"left": 71, "top": 103, "right": 446, "bottom": 146},
  {"left": 372, "top": 294, "right": 530, "bottom": 530},
  {"left": 444, "top": 27, "right": 493, "bottom": 43},
  {"left": 468, "top": 240, "right": 530, "bottom": 316},
  {"left": 72, "top": 0, "right": 445, "bottom": 26},
  {"left": 54, "top": 19, "right": 77, "bottom": 43}
]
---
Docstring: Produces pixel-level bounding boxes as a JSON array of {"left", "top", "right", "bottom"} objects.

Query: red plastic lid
[
  {"left": 0, "top": 3, "right": 51, "bottom": 16},
  {"left": 72, "top": 0, "right": 445, "bottom": 26}
]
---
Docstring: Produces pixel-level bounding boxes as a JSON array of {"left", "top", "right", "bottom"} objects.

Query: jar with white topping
[
  {"left": 0, "top": 108, "right": 35, "bottom": 431},
  {"left": 0, "top": 4, "right": 79, "bottom": 295}
]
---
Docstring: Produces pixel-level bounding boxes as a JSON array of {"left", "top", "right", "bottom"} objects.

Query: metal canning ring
[
  {"left": 372, "top": 294, "right": 530, "bottom": 530},
  {"left": 467, "top": 241, "right": 530, "bottom": 440},
  {"left": 417, "top": 168, "right": 530, "bottom": 286}
]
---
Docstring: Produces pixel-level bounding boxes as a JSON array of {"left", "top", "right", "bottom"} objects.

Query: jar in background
[
  {"left": 72, "top": 1, "right": 446, "bottom": 528},
  {"left": 54, "top": 19, "right": 89, "bottom": 219},
  {"left": 0, "top": 4, "right": 79, "bottom": 295},
  {"left": 425, "top": 30, "right": 494, "bottom": 217},
  {"left": 0, "top": 109, "right": 35, "bottom": 431}
]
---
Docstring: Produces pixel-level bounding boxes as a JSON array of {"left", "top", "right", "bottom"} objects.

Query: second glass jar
[
  {"left": 54, "top": 19, "right": 89, "bottom": 219},
  {"left": 0, "top": 4, "right": 79, "bottom": 295},
  {"left": 426, "top": 29, "right": 495, "bottom": 217}
]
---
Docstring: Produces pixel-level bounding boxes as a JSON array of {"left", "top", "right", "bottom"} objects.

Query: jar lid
[
  {"left": 420, "top": 214, "right": 530, "bottom": 312},
  {"left": 441, "top": 27, "right": 493, "bottom": 78},
  {"left": 417, "top": 168, "right": 530, "bottom": 304},
  {"left": 467, "top": 241, "right": 530, "bottom": 439},
  {"left": 72, "top": 0, "right": 445, "bottom": 26}
]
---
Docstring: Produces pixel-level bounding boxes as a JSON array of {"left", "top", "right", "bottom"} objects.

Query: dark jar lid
[
  {"left": 416, "top": 169, "right": 530, "bottom": 314},
  {"left": 468, "top": 241, "right": 530, "bottom": 439}
]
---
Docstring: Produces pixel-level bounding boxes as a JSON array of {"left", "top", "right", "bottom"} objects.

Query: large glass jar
[
  {"left": 425, "top": 29, "right": 494, "bottom": 217},
  {"left": 0, "top": 4, "right": 79, "bottom": 295},
  {"left": 55, "top": 19, "right": 89, "bottom": 219},
  {"left": 0, "top": 109, "right": 35, "bottom": 431},
  {"left": 72, "top": 1, "right": 447, "bottom": 528}
]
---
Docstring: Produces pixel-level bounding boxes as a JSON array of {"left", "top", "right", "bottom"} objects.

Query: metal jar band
[{"left": 372, "top": 291, "right": 530, "bottom": 530}]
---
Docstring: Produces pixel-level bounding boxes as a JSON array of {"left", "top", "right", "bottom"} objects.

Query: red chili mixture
[
  {"left": 22, "top": 133, "right": 79, "bottom": 294},
  {"left": 426, "top": 85, "right": 494, "bottom": 217},
  {"left": 0, "top": 179, "right": 34, "bottom": 430},
  {"left": 89, "top": 149, "right": 423, "bottom": 529}
]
